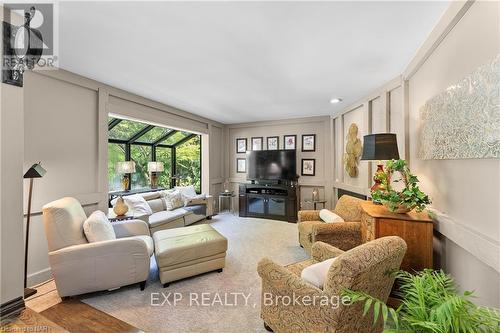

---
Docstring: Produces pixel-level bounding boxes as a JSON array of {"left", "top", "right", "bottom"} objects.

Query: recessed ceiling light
[{"left": 330, "top": 98, "right": 343, "bottom": 104}]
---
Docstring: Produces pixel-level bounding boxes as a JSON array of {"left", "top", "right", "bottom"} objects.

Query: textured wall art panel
[{"left": 419, "top": 55, "right": 499, "bottom": 160}]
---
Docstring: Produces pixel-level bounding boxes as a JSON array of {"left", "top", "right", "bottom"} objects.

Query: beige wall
[
  {"left": 332, "top": 77, "right": 406, "bottom": 196},
  {"left": 406, "top": 0, "right": 500, "bottom": 307},
  {"left": 226, "top": 117, "right": 334, "bottom": 211},
  {"left": 1, "top": 7, "right": 26, "bottom": 305},
  {"left": 22, "top": 69, "right": 224, "bottom": 286},
  {"left": 330, "top": 0, "right": 499, "bottom": 307}
]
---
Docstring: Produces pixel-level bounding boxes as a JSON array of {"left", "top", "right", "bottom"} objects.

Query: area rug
[{"left": 80, "top": 214, "right": 308, "bottom": 332}]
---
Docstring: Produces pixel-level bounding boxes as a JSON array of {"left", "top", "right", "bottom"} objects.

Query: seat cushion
[
  {"left": 83, "top": 211, "right": 116, "bottom": 243},
  {"left": 153, "top": 224, "right": 228, "bottom": 267},
  {"left": 129, "top": 235, "right": 154, "bottom": 256},
  {"left": 148, "top": 209, "right": 189, "bottom": 228}
]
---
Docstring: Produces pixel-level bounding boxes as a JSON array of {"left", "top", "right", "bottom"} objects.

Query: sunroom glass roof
[{"left": 108, "top": 117, "right": 196, "bottom": 146}]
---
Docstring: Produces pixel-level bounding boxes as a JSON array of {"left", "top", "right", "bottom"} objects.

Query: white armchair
[{"left": 42, "top": 197, "right": 153, "bottom": 297}]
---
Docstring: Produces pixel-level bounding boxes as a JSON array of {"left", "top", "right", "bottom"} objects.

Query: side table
[
  {"left": 360, "top": 201, "right": 433, "bottom": 272},
  {"left": 218, "top": 192, "right": 236, "bottom": 214},
  {"left": 108, "top": 208, "right": 134, "bottom": 222}
]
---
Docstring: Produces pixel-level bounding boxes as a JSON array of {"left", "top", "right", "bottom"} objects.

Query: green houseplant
[
  {"left": 372, "top": 159, "right": 430, "bottom": 213},
  {"left": 343, "top": 269, "right": 500, "bottom": 333}
]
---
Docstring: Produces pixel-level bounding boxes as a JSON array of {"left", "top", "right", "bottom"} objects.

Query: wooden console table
[{"left": 360, "top": 201, "right": 433, "bottom": 272}]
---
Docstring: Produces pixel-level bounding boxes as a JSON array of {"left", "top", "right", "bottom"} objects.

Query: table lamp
[
  {"left": 116, "top": 161, "right": 136, "bottom": 191},
  {"left": 147, "top": 162, "right": 164, "bottom": 188},
  {"left": 361, "top": 134, "right": 400, "bottom": 193},
  {"left": 23, "top": 162, "right": 46, "bottom": 298}
]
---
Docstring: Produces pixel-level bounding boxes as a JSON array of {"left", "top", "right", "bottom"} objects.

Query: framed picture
[
  {"left": 236, "top": 138, "right": 247, "bottom": 153},
  {"left": 301, "top": 159, "right": 316, "bottom": 176},
  {"left": 283, "top": 135, "right": 296, "bottom": 150},
  {"left": 267, "top": 136, "right": 279, "bottom": 150},
  {"left": 236, "top": 158, "right": 246, "bottom": 173},
  {"left": 251, "top": 137, "right": 263, "bottom": 151},
  {"left": 302, "top": 134, "right": 316, "bottom": 152}
]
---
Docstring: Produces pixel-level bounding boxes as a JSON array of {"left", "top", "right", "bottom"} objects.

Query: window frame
[{"left": 108, "top": 118, "right": 201, "bottom": 192}]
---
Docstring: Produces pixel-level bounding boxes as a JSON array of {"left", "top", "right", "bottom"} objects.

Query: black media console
[{"left": 238, "top": 183, "right": 298, "bottom": 222}]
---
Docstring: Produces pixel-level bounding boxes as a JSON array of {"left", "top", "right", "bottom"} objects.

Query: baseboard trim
[
  {"left": 27, "top": 267, "right": 52, "bottom": 287},
  {"left": 0, "top": 297, "right": 25, "bottom": 319}
]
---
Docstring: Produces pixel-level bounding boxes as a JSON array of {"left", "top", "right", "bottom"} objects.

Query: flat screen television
[{"left": 247, "top": 150, "right": 296, "bottom": 181}]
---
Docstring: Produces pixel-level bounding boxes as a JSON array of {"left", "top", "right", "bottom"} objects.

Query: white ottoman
[{"left": 153, "top": 224, "right": 228, "bottom": 287}]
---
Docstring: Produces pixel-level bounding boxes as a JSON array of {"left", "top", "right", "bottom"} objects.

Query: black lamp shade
[
  {"left": 23, "top": 163, "right": 46, "bottom": 178},
  {"left": 361, "top": 134, "right": 400, "bottom": 161}
]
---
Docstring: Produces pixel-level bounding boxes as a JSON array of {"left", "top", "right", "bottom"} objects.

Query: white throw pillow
[
  {"left": 301, "top": 258, "right": 336, "bottom": 289},
  {"left": 83, "top": 210, "right": 116, "bottom": 243},
  {"left": 163, "top": 190, "right": 184, "bottom": 211},
  {"left": 175, "top": 185, "right": 197, "bottom": 198},
  {"left": 319, "top": 209, "right": 345, "bottom": 223},
  {"left": 121, "top": 194, "right": 153, "bottom": 217},
  {"left": 183, "top": 194, "right": 207, "bottom": 207}
]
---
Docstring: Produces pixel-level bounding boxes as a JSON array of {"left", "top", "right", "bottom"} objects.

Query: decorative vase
[
  {"left": 113, "top": 196, "right": 128, "bottom": 216},
  {"left": 312, "top": 188, "right": 320, "bottom": 201}
]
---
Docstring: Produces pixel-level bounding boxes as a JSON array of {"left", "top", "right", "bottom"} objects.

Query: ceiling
[{"left": 58, "top": 1, "right": 449, "bottom": 124}]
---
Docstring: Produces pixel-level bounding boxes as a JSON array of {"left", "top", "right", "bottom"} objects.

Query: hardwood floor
[
  {"left": 1, "top": 307, "right": 69, "bottom": 333},
  {"left": 41, "top": 299, "right": 143, "bottom": 333},
  {"left": 1, "top": 280, "right": 143, "bottom": 333}
]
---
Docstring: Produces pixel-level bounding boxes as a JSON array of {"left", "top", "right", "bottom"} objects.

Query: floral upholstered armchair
[
  {"left": 257, "top": 237, "right": 407, "bottom": 333},
  {"left": 298, "top": 195, "right": 366, "bottom": 254}
]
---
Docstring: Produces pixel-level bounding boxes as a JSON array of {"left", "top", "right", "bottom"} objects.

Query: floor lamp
[{"left": 23, "top": 162, "right": 46, "bottom": 298}]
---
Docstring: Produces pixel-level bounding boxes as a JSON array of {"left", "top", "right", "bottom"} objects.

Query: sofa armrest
[
  {"left": 311, "top": 241, "right": 345, "bottom": 262},
  {"left": 312, "top": 222, "right": 362, "bottom": 251},
  {"left": 257, "top": 258, "right": 321, "bottom": 294},
  {"left": 112, "top": 219, "right": 150, "bottom": 238},
  {"left": 205, "top": 195, "right": 214, "bottom": 216},
  {"left": 298, "top": 210, "right": 321, "bottom": 222},
  {"left": 48, "top": 238, "right": 150, "bottom": 296}
]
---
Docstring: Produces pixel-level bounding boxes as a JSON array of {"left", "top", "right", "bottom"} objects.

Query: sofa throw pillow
[
  {"left": 183, "top": 194, "right": 207, "bottom": 207},
  {"left": 164, "top": 190, "right": 184, "bottom": 211},
  {"left": 319, "top": 209, "right": 345, "bottom": 223},
  {"left": 300, "top": 258, "right": 336, "bottom": 289},
  {"left": 83, "top": 210, "right": 116, "bottom": 243},
  {"left": 175, "top": 185, "right": 197, "bottom": 198},
  {"left": 122, "top": 194, "right": 153, "bottom": 217}
]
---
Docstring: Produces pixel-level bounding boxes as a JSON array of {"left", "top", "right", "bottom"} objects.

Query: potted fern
[
  {"left": 372, "top": 159, "right": 431, "bottom": 213},
  {"left": 343, "top": 269, "right": 500, "bottom": 332}
]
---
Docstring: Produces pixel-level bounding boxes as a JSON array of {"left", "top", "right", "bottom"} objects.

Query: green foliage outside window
[
  {"left": 108, "top": 143, "right": 125, "bottom": 191},
  {"left": 107, "top": 117, "right": 202, "bottom": 192},
  {"left": 130, "top": 145, "right": 152, "bottom": 189},
  {"left": 156, "top": 147, "right": 172, "bottom": 188},
  {"left": 176, "top": 136, "right": 201, "bottom": 193}
]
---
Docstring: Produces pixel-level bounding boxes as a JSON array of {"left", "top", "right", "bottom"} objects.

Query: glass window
[
  {"left": 130, "top": 144, "right": 152, "bottom": 189},
  {"left": 135, "top": 127, "right": 172, "bottom": 143},
  {"left": 108, "top": 143, "right": 125, "bottom": 191},
  {"left": 161, "top": 131, "right": 192, "bottom": 146},
  {"left": 175, "top": 135, "right": 201, "bottom": 193},
  {"left": 156, "top": 147, "right": 172, "bottom": 188},
  {"left": 109, "top": 119, "right": 147, "bottom": 141}
]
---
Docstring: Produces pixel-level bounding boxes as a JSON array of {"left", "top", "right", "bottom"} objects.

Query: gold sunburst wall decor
[{"left": 344, "top": 123, "right": 363, "bottom": 177}]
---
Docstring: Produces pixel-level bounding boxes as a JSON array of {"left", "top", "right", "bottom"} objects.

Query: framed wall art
[
  {"left": 236, "top": 138, "right": 247, "bottom": 153},
  {"left": 302, "top": 134, "right": 316, "bottom": 152},
  {"left": 236, "top": 158, "right": 246, "bottom": 173},
  {"left": 284, "top": 135, "right": 296, "bottom": 150},
  {"left": 251, "top": 137, "right": 263, "bottom": 151},
  {"left": 301, "top": 159, "right": 315, "bottom": 176},
  {"left": 267, "top": 136, "right": 279, "bottom": 150}
]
